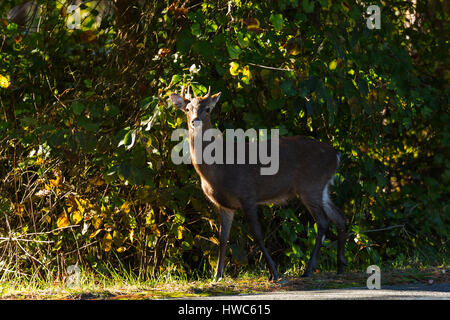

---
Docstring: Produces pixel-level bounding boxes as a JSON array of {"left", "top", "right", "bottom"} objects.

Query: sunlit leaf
[
  {"left": 92, "top": 215, "right": 102, "bottom": 229},
  {"left": 57, "top": 212, "right": 70, "bottom": 228},
  {"left": 227, "top": 44, "right": 241, "bottom": 59},
  {"left": 14, "top": 203, "right": 25, "bottom": 216},
  {"left": 0, "top": 74, "right": 10, "bottom": 88},
  {"left": 329, "top": 60, "right": 337, "bottom": 70},
  {"left": 269, "top": 13, "right": 284, "bottom": 31},
  {"left": 229, "top": 62, "right": 240, "bottom": 76},
  {"left": 151, "top": 224, "right": 161, "bottom": 237},
  {"left": 177, "top": 225, "right": 184, "bottom": 240},
  {"left": 121, "top": 202, "right": 131, "bottom": 214},
  {"left": 89, "top": 176, "right": 105, "bottom": 186},
  {"left": 89, "top": 229, "right": 102, "bottom": 239},
  {"left": 102, "top": 232, "right": 112, "bottom": 252},
  {"left": 244, "top": 18, "right": 260, "bottom": 31},
  {"left": 71, "top": 210, "right": 83, "bottom": 224}
]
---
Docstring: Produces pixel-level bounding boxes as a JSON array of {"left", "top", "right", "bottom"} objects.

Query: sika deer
[{"left": 169, "top": 86, "right": 347, "bottom": 281}]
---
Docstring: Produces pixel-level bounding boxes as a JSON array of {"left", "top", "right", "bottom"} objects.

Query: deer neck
[{"left": 188, "top": 119, "right": 220, "bottom": 183}]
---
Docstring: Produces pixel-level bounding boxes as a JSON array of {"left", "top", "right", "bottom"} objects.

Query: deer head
[{"left": 170, "top": 86, "right": 221, "bottom": 131}]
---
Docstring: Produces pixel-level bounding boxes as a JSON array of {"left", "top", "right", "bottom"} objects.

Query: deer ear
[
  {"left": 170, "top": 94, "right": 187, "bottom": 111},
  {"left": 209, "top": 92, "right": 221, "bottom": 109}
]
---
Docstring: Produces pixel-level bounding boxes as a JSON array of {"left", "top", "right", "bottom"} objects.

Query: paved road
[{"left": 192, "top": 282, "right": 450, "bottom": 300}]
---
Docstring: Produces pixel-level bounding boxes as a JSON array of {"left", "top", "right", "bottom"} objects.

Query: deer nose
[{"left": 191, "top": 119, "right": 202, "bottom": 128}]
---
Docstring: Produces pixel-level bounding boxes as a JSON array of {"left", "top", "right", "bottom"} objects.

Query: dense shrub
[{"left": 0, "top": 0, "right": 448, "bottom": 280}]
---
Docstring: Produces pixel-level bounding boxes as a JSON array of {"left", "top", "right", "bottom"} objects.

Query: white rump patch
[
  {"left": 322, "top": 178, "right": 335, "bottom": 217},
  {"left": 322, "top": 182, "right": 331, "bottom": 207}
]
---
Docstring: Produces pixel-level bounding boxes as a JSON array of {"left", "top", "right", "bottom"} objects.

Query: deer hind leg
[
  {"left": 322, "top": 183, "right": 347, "bottom": 274},
  {"left": 214, "top": 208, "right": 235, "bottom": 280},
  {"left": 301, "top": 196, "right": 329, "bottom": 278},
  {"left": 241, "top": 203, "right": 278, "bottom": 281}
]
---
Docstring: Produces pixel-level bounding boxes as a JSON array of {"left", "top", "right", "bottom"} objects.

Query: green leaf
[
  {"left": 171, "top": 74, "right": 183, "bottom": 85},
  {"left": 357, "top": 78, "right": 369, "bottom": 97},
  {"left": 269, "top": 13, "right": 284, "bottom": 31},
  {"left": 227, "top": 43, "right": 241, "bottom": 59},
  {"left": 118, "top": 130, "right": 136, "bottom": 150},
  {"left": 302, "top": 0, "right": 315, "bottom": 13},
  {"left": 268, "top": 99, "right": 285, "bottom": 110},
  {"left": 72, "top": 101, "right": 85, "bottom": 115},
  {"left": 237, "top": 32, "right": 250, "bottom": 48},
  {"left": 280, "top": 80, "right": 296, "bottom": 96},
  {"left": 84, "top": 79, "right": 92, "bottom": 88},
  {"left": 191, "top": 23, "right": 202, "bottom": 37}
]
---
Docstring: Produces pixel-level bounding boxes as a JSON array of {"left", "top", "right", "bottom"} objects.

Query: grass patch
[{"left": 0, "top": 265, "right": 448, "bottom": 300}]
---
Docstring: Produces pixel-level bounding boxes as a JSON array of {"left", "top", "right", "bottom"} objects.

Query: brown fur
[{"left": 170, "top": 88, "right": 347, "bottom": 281}]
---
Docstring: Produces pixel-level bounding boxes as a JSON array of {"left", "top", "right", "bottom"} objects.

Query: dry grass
[{"left": 0, "top": 266, "right": 447, "bottom": 300}]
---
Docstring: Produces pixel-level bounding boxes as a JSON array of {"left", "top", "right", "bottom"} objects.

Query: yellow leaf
[
  {"left": 14, "top": 203, "right": 25, "bottom": 216},
  {"left": 209, "top": 236, "right": 219, "bottom": 245},
  {"left": 92, "top": 215, "right": 102, "bottom": 229},
  {"left": 74, "top": 197, "right": 85, "bottom": 214},
  {"left": 102, "top": 233, "right": 112, "bottom": 252},
  {"left": 329, "top": 60, "right": 337, "bottom": 70},
  {"left": 35, "top": 157, "right": 45, "bottom": 165},
  {"left": 89, "top": 176, "right": 105, "bottom": 186},
  {"left": 50, "top": 174, "right": 61, "bottom": 187},
  {"left": 151, "top": 224, "right": 161, "bottom": 237},
  {"left": 244, "top": 18, "right": 260, "bottom": 30},
  {"left": 229, "top": 62, "right": 240, "bottom": 76},
  {"left": 121, "top": 202, "right": 131, "bottom": 214},
  {"left": 71, "top": 210, "right": 83, "bottom": 224},
  {"left": 89, "top": 229, "right": 102, "bottom": 239},
  {"left": 129, "top": 229, "right": 134, "bottom": 242},
  {"left": 57, "top": 212, "right": 70, "bottom": 228},
  {"left": 177, "top": 225, "right": 184, "bottom": 240},
  {"left": 242, "top": 65, "right": 251, "bottom": 84},
  {"left": 0, "top": 74, "right": 11, "bottom": 88},
  {"left": 80, "top": 30, "right": 97, "bottom": 43}
]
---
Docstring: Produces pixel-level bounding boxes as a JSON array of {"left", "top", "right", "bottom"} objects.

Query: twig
[
  {"left": 19, "top": 225, "right": 80, "bottom": 236},
  {"left": 347, "top": 224, "right": 405, "bottom": 238},
  {"left": 15, "top": 240, "right": 45, "bottom": 267},
  {"left": 0, "top": 237, "right": 54, "bottom": 244},
  {"left": 360, "top": 224, "right": 405, "bottom": 233},
  {"left": 0, "top": 225, "right": 81, "bottom": 244},
  {"left": 63, "top": 240, "right": 99, "bottom": 256},
  {"left": 247, "top": 62, "right": 293, "bottom": 72}
]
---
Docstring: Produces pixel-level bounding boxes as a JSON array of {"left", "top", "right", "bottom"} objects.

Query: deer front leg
[{"left": 214, "top": 208, "right": 234, "bottom": 280}]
